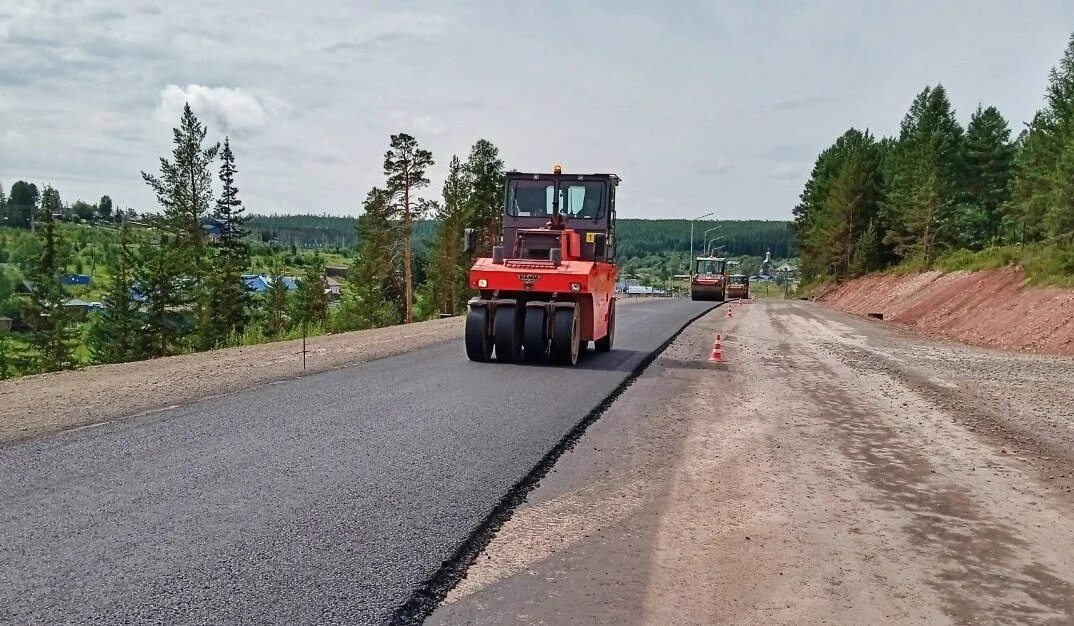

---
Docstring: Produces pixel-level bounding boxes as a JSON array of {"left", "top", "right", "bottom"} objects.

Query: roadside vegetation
[
  {"left": 793, "top": 32, "right": 1074, "bottom": 291},
  {"left": 0, "top": 103, "right": 792, "bottom": 379}
]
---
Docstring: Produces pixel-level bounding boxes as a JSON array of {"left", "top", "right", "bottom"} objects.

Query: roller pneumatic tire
[
  {"left": 494, "top": 304, "right": 523, "bottom": 362},
  {"left": 550, "top": 307, "right": 581, "bottom": 366},
  {"left": 465, "top": 306, "right": 493, "bottom": 362},
  {"left": 523, "top": 306, "right": 549, "bottom": 363},
  {"left": 595, "top": 300, "right": 615, "bottom": 352}
]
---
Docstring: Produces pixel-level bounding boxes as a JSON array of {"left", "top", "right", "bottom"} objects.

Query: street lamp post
[
  {"left": 689, "top": 211, "right": 715, "bottom": 273},
  {"left": 702, "top": 227, "right": 720, "bottom": 256},
  {"left": 705, "top": 235, "right": 726, "bottom": 256}
]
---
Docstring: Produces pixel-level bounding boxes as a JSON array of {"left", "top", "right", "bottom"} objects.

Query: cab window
[{"left": 507, "top": 180, "right": 554, "bottom": 217}]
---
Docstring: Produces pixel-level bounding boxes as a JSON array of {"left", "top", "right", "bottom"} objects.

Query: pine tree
[
  {"left": 881, "top": 85, "right": 964, "bottom": 266},
  {"left": 463, "top": 139, "right": 505, "bottom": 255},
  {"left": 89, "top": 222, "right": 143, "bottom": 363},
  {"left": 383, "top": 133, "right": 434, "bottom": 324},
  {"left": 24, "top": 186, "right": 76, "bottom": 372},
  {"left": 0, "top": 180, "right": 6, "bottom": 217},
  {"left": 141, "top": 103, "right": 220, "bottom": 245},
  {"left": 428, "top": 155, "right": 472, "bottom": 314},
  {"left": 792, "top": 129, "right": 882, "bottom": 280},
  {"left": 141, "top": 102, "right": 219, "bottom": 334},
  {"left": 958, "top": 105, "right": 1014, "bottom": 249},
  {"left": 793, "top": 141, "right": 845, "bottom": 281}
]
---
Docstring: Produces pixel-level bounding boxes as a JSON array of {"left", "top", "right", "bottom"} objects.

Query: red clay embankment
[{"left": 815, "top": 267, "right": 1074, "bottom": 356}]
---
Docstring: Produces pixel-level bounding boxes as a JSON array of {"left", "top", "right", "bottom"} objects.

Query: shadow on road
[{"left": 572, "top": 349, "right": 646, "bottom": 372}]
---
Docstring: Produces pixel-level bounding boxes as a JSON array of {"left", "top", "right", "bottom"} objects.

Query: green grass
[{"left": 934, "top": 243, "right": 1074, "bottom": 288}]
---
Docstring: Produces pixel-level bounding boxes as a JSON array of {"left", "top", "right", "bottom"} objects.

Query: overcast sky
[{"left": 1, "top": 1, "right": 1073, "bottom": 220}]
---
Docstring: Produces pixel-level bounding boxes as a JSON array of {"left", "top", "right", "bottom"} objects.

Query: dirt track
[{"left": 432, "top": 300, "right": 1074, "bottom": 624}]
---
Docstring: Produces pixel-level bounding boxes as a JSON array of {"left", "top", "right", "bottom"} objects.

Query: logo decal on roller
[{"left": 517, "top": 274, "right": 540, "bottom": 289}]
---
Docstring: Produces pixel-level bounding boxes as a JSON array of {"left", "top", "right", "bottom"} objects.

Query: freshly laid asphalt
[{"left": 0, "top": 298, "right": 713, "bottom": 625}]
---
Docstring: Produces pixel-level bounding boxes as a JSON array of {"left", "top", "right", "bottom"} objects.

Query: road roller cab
[{"left": 464, "top": 166, "right": 619, "bottom": 365}]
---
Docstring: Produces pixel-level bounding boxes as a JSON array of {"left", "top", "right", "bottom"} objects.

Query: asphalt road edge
[{"left": 392, "top": 301, "right": 721, "bottom": 624}]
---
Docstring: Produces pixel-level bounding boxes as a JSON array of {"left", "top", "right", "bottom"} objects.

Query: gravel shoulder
[
  {"left": 432, "top": 299, "right": 1074, "bottom": 624},
  {"left": 0, "top": 297, "right": 662, "bottom": 445},
  {"left": 0, "top": 316, "right": 463, "bottom": 443}
]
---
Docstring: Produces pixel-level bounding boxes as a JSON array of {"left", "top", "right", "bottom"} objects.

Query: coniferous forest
[{"left": 792, "top": 34, "right": 1074, "bottom": 286}]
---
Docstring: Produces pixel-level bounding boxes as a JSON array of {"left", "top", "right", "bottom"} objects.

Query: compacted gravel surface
[{"left": 434, "top": 300, "right": 1074, "bottom": 625}]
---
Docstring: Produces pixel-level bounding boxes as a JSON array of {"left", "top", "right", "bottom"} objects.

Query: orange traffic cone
[
  {"left": 726, "top": 305, "right": 733, "bottom": 319},
  {"left": 709, "top": 334, "right": 724, "bottom": 362}
]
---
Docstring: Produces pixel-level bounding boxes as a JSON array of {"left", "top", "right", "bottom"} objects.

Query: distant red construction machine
[
  {"left": 691, "top": 256, "right": 728, "bottom": 301},
  {"left": 463, "top": 166, "right": 619, "bottom": 366}
]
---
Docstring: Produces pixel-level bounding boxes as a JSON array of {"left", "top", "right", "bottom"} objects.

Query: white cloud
[{"left": 155, "top": 84, "right": 273, "bottom": 136}]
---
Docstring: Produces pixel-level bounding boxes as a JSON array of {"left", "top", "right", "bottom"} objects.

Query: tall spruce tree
[
  {"left": 24, "top": 186, "right": 76, "bottom": 372},
  {"left": 428, "top": 155, "right": 472, "bottom": 314},
  {"left": 881, "top": 85, "right": 964, "bottom": 266},
  {"left": 198, "top": 136, "right": 250, "bottom": 347},
  {"left": 958, "top": 105, "right": 1014, "bottom": 249},
  {"left": 88, "top": 222, "right": 143, "bottom": 363},
  {"left": 383, "top": 133, "right": 434, "bottom": 324},
  {"left": 463, "top": 140, "right": 505, "bottom": 255}
]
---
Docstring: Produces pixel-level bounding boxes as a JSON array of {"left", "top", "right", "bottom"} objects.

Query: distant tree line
[
  {"left": 0, "top": 180, "right": 121, "bottom": 229},
  {"left": 616, "top": 219, "right": 792, "bottom": 259},
  {"left": 246, "top": 214, "right": 791, "bottom": 260},
  {"left": 793, "top": 32, "right": 1074, "bottom": 283}
]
